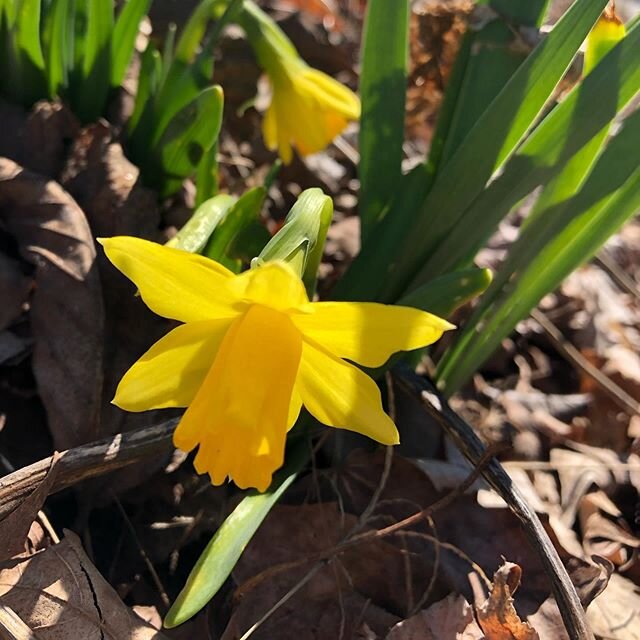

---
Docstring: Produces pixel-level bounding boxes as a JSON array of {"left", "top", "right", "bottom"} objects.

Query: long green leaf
[
  {"left": 204, "top": 185, "right": 267, "bottom": 270},
  {"left": 521, "top": 8, "right": 626, "bottom": 227},
  {"left": 411, "top": 21, "right": 640, "bottom": 284},
  {"left": 434, "top": 21, "right": 526, "bottom": 170},
  {"left": 111, "top": 0, "right": 151, "bottom": 88},
  {"left": 340, "top": 0, "right": 609, "bottom": 303},
  {"left": 146, "top": 0, "right": 219, "bottom": 147},
  {"left": 166, "top": 194, "right": 237, "bottom": 254},
  {"left": 486, "top": 0, "right": 552, "bottom": 26},
  {"left": 127, "top": 41, "right": 162, "bottom": 137},
  {"left": 430, "top": 0, "right": 551, "bottom": 179},
  {"left": 358, "top": 0, "right": 409, "bottom": 243},
  {"left": 152, "top": 85, "right": 224, "bottom": 197},
  {"left": 164, "top": 437, "right": 308, "bottom": 628},
  {"left": 71, "top": 0, "right": 113, "bottom": 121},
  {"left": 195, "top": 141, "right": 219, "bottom": 207},
  {"left": 6, "top": 0, "right": 46, "bottom": 105},
  {"left": 41, "top": 0, "right": 73, "bottom": 98},
  {"left": 398, "top": 268, "right": 493, "bottom": 319},
  {"left": 437, "top": 107, "right": 640, "bottom": 393},
  {"left": 16, "top": 0, "right": 45, "bottom": 69}
]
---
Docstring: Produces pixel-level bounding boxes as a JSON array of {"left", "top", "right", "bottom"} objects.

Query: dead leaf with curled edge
[
  {"left": 0, "top": 454, "right": 60, "bottom": 561},
  {"left": 0, "top": 158, "right": 104, "bottom": 449},
  {"left": 61, "top": 125, "right": 174, "bottom": 491},
  {"left": 587, "top": 572, "right": 640, "bottom": 640},
  {"left": 0, "top": 531, "right": 168, "bottom": 639},
  {"left": 477, "top": 563, "right": 540, "bottom": 640},
  {"left": 579, "top": 491, "right": 640, "bottom": 569}
]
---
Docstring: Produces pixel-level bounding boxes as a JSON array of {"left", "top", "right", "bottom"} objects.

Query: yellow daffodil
[
  {"left": 239, "top": 0, "right": 360, "bottom": 164},
  {"left": 99, "top": 237, "right": 453, "bottom": 491},
  {"left": 261, "top": 57, "right": 361, "bottom": 164}
]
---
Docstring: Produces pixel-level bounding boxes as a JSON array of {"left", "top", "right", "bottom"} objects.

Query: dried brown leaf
[
  {"left": 385, "top": 594, "right": 484, "bottom": 639},
  {"left": 60, "top": 124, "right": 172, "bottom": 467},
  {"left": 587, "top": 573, "right": 640, "bottom": 639},
  {"left": 0, "top": 253, "right": 31, "bottom": 332},
  {"left": 0, "top": 531, "right": 168, "bottom": 639},
  {"left": 0, "top": 454, "right": 59, "bottom": 561},
  {"left": 477, "top": 563, "right": 540, "bottom": 640},
  {"left": 61, "top": 123, "right": 160, "bottom": 240},
  {"left": 226, "top": 503, "right": 404, "bottom": 640},
  {"left": 0, "top": 158, "right": 104, "bottom": 448},
  {"left": 579, "top": 491, "right": 640, "bottom": 568},
  {"left": 0, "top": 604, "right": 37, "bottom": 639}
]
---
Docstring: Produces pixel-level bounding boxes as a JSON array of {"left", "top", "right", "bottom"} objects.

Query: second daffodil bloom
[
  {"left": 100, "top": 237, "right": 453, "bottom": 492},
  {"left": 240, "top": 0, "right": 360, "bottom": 164},
  {"left": 260, "top": 55, "right": 361, "bottom": 165}
]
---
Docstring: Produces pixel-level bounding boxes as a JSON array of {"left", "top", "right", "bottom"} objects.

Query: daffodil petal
[
  {"left": 293, "top": 302, "right": 454, "bottom": 367},
  {"left": 260, "top": 57, "right": 359, "bottom": 162},
  {"left": 113, "top": 319, "right": 233, "bottom": 411},
  {"left": 287, "top": 386, "right": 303, "bottom": 431},
  {"left": 174, "top": 304, "right": 302, "bottom": 491},
  {"left": 99, "top": 236, "right": 240, "bottom": 323},
  {"left": 297, "top": 338, "right": 399, "bottom": 445},
  {"left": 262, "top": 102, "right": 278, "bottom": 151},
  {"left": 233, "top": 261, "right": 309, "bottom": 310},
  {"left": 299, "top": 68, "right": 360, "bottom": 119}
]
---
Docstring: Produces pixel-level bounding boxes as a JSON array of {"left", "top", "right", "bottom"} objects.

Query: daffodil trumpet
[
  {"left": 239, "top": 0, "right": 360, "bottom": 164},
  {"left": 100, "top": 236, "right": 453, "bottom": 491}
]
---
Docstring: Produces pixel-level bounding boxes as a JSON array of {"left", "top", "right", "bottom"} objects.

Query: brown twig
[
  {"left": 396, "top": 369, "right": 595, "bottom": 640},
  {"left": 112, "top": 494, "right": 171, "bottom": 609},
  {"left": 0, "top": 451, "right": 60, "bottom": 544},
  {"left": 594, "top": 253, "right": 640, "bottom": 300},
  {"left": 531, "top": 308, "right": 640, "bottom": 416},
  {"left": 0, "top": 605, "right": 37, "bottom": 640},
  {"left": 234, "top": 443, "right": 499, "bottom": 602},
  {"left": 0, "top": 420, "right": 177, "bottom": 519},
  {"left": 233, "top": 440, "right": 499, "bottom": 639}
]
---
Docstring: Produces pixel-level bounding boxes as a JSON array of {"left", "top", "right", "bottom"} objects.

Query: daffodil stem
[{"left": 163, "top": 433, "right": 311, "bottom": 628}]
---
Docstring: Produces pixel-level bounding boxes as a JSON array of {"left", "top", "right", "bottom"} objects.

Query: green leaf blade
[
  {"left": 344, "top": 0, "right": 609, "bottom": 303},
  {"left": 205, "top": 185, "right": 267, "bottom": 269},
  {"left": 42, "top": 0, "right": 73, "bottom": 98},
  {"left": 437, "top": 107, "right": 640, "bottom": 393},
  {"left": 111, "top": 0, "right": 152, "bottom": 88},
  {"left": 166, "top": 193, "right": 237, "bottom": 254},
  {"left": 412, "top": 21, "right": 640, "bottom": 284},
  {"left": 164, "top": 439, "right": 308, "bottom": 629},
  {"left": 152, "top": 85, "right": 224, "bottom": 197},
  {"left": 358, "top": 0, "right": 409, "bottom": 243}
]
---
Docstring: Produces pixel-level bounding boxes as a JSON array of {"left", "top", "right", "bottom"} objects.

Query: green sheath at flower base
[{"left": 253, "top": 188, "right": 333, "bottom": 295}]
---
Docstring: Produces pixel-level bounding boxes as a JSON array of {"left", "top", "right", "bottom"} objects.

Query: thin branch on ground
[
  {"left": 396, "top": 369, "right": 595, "bottom": 640},
  {"left": 112, "top": 494, "right": 170, "bottom": 609},
  {"left": 0, "top": 604, "right": 38, "bottom": 640},
  {"left": 0, "top": 419, "right": 177, "bottom": 519},
  {"left": 409, "top": 516, "right": 441, "bottom": 615},
  {"left": 531, "top": 308, "right": 640, "bottom": 415},
  {"left": 594, "top": 252, "right": 640, "bottom": 300},
  {"left": 233, "top": 442, "right": 499, "bottom": 602}
]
